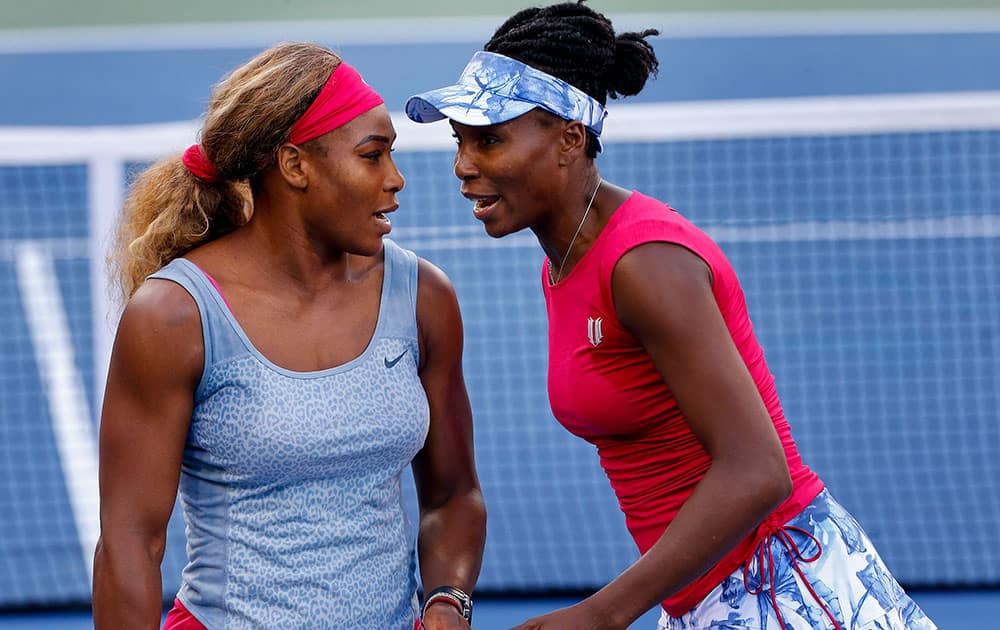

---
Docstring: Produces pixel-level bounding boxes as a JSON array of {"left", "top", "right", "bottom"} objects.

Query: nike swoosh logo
[{"left": 384, "top": 350, "right": 407, "bottom": 368}]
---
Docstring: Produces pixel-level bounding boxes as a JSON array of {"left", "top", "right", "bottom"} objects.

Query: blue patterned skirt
[{"left": 658, "top": 489, "right": 937, "bottom": 630}]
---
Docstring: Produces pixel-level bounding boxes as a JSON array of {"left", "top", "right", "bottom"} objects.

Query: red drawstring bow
[{"left": 743, "top": 522, "right": 845, "bottom": 630}]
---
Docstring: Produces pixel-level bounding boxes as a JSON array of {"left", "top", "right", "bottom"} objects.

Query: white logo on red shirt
[{"left": 587, "top": 317, "right": 604, "bottom": 347}]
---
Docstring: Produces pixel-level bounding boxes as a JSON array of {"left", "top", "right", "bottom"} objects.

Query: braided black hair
[{"left": 484, "top": 1, "right": 659, "bottom": 157}]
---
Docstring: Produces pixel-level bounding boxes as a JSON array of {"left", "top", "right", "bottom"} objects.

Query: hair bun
[{"left": 609, "top": 29, "right": 660, "bottom": 99}]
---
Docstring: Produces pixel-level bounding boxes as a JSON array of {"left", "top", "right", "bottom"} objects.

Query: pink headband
[
  {"left": 182, "top": 62, "right": 384, "bottom": 183},
  {"left": 288, "top": 62, "right": 384, "bottom": 144}
]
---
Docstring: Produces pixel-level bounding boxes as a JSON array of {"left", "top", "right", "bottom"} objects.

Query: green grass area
[{"left": 3, "top": 0, "right": 1000, "bottom": 28}]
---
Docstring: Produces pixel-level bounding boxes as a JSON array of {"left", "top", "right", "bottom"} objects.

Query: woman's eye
[{"left": 361, "top": 150, "right": 382, "bottom": 160}]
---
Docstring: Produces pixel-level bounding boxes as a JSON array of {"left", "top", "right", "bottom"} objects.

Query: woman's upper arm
[
  {"left": 412, "top": 258, "right": 478, "bottom": 507},
  {"left": 611, "top": 242, "right": 784, "bottom": 462},
  {"left": 98, "top": 279, "right": 204, "bottom": 541}
]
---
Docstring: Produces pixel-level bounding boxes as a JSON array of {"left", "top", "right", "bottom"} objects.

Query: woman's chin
[{"left": 481, "top": 219, "right": 517, "bottom": 239}]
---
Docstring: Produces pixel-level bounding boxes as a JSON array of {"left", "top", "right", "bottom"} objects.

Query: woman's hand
[
  {"left": 421, "top": 601, "right": 471, "bottom": 630},
  {"left": 508, "top": 601, "right": 621, "bottom": 630}
]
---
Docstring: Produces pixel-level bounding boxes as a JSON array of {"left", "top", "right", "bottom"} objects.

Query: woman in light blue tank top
[{"left": 93, "top": 43, "right": 486, "bottom": 630}]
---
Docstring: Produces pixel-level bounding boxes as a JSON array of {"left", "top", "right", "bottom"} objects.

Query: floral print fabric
[{"left": 659, "top": 490, "right": 936, "bottom": 630}]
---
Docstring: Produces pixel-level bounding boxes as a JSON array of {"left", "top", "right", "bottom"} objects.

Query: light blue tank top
[{"left": 149, "top": 239, "right": 429, "bottom": 629}]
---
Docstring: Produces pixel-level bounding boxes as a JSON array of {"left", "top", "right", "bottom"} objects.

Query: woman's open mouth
[
  {"left": 373, "top": 209, "right": 393, "bottom": 234},
  {"left": 472, "top": 195, "right": 500, "bottom": 219}
]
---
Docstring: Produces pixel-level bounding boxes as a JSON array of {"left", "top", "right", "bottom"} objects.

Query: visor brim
[{"left": 405, "top": 86, "right": 538, "bottom": 127}]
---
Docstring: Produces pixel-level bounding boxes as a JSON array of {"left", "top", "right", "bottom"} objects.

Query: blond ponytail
[{"left": 108, "top": 157, "right": 248, "bottom": 303}]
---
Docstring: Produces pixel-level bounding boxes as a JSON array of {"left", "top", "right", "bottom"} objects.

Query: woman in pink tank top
[{"left": 405, "top": 3, "right": 935, "bottom": 629}]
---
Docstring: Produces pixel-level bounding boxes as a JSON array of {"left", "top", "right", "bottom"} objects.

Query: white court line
[
  {"left": 0, "top": 237, "right": 90, "bottom": 261},
  {"left": 600, "top": 93, "right": 1000, "bottom": 143},
  {"left": 14, "top": 242, "right": 100, "bottom": 586},
  {"left": 706, "top": 215, "right": 1000, "bottom": 243},
  {"left": 398, "top": 214, "right": 1000, "bottom": 251},
  {"left": 1, "top": 10, "right": 1000, "bottom": 52}
]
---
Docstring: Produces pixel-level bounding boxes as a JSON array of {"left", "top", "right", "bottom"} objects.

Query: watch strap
[{"left": 421, "top": 585, "right": 473, "bottom": 624}]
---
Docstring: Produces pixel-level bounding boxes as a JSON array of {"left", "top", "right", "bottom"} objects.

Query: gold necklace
[{"left": 550, "top": 178, "right": 602, "bottom": 284}]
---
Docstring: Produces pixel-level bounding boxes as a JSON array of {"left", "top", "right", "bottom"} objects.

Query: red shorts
[
  {"left": 162, "top": 597, "right": 423, "bottom": 629},
  {"left": 162, "top": 599, "right": 205, "bottom": 630}
]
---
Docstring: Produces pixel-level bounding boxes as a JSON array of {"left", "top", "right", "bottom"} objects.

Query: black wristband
[{"left": 421, "top": 585, "right": 473, "bottom": 625}]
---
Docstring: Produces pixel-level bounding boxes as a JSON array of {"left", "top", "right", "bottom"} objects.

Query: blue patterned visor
[{"left": 405, "top": 51, "right": 608, "bottom": 150}]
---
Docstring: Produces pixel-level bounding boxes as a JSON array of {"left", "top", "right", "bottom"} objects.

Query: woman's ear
[
  {"left": 558, "top": 120, "right": 588, "bottom": 165},
  {"left": 277, "top": 143, "right": 309, "bottom": 190}
]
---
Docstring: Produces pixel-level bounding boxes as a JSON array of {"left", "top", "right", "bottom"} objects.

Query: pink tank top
[{"left": 542, "top": 191, "right": 823, "bottom": 616}]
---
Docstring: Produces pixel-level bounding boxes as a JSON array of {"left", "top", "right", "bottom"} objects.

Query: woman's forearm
[
  {"left": 588, "top": 455, "right": 791, "bottom": 627},
  {"left": 417, "top": 489, "right": 487, "bottom": 593},
  {"left": 93, "top": 535, "right": 166, "bottom": 630}
]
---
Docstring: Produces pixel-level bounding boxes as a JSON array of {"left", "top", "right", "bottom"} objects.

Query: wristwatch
[{"left": 421, "top": 585, "right": 473, "bottom": 625}]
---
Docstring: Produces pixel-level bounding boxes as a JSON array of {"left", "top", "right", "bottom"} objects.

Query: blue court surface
[{"left": 0, "top": 590, "right": 995, "bottom": 628}]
